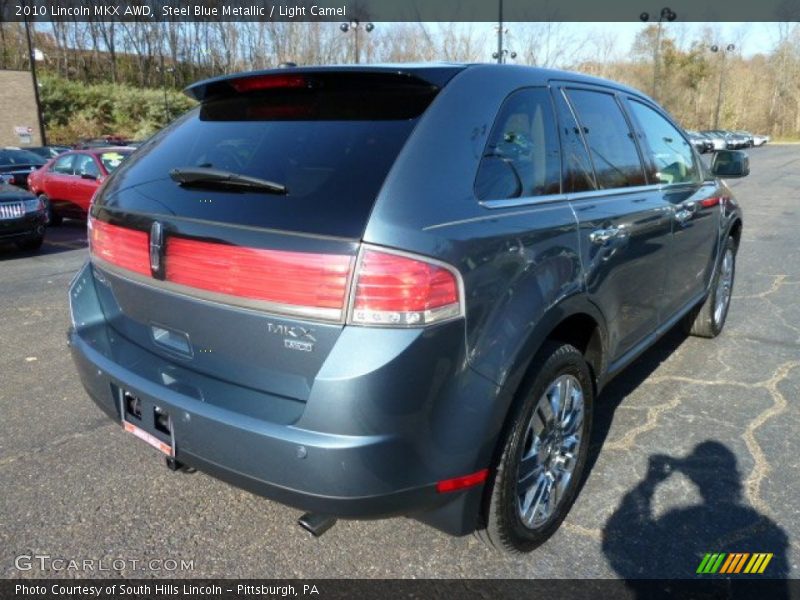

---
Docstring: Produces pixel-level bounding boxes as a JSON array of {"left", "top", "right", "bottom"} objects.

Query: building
[{"left": 0, "top": 70, "right": 43, "bottom": 147}]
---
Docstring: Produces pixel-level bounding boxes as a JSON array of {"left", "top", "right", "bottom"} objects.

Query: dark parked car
[
  {"left": 699, "top": 130, "right": 727, "bottom": 151},
  {"left": 0, "top": 183, "right": 47, "bottom": 250},
  {"left": 0, "top": 147, "right": 46, "bottom": 189},
  {"left": 74, "top": 136, "right": 130, "bottom": 149},
  {"left": 712, "top": 130, "right": 749, "bottom": 150},
  {"left": 25, "top": 145, "right": 71, "bottom": 160},
  {"left": 68, "top": 65, "right": 745, "bottom": 553},
  {"left": 686, "top": 130, "right": 713, "bottom": 154},
  {"left": 732, "top": 130, "right": 755, "bottom": 147}
]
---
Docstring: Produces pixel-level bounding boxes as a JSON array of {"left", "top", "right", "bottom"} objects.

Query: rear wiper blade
[{"left": 169, "top": 167, "right": 288, "bottom": 194}]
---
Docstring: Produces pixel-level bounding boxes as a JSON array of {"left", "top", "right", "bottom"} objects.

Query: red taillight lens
[
  {"left": 87, "top": 219, "right": 464, "bottom": 326},
  {"left": 165, "top": 237, "right": 353, "bottom": 319},
  {"left": 229, "top": 74, "right": 309, "bottom": 93},
  {"left": 88, "top": 218, "right": 150, "bottom": 276},
  {"left": 349, "top": 249, "right": 462, "bottom": 326},
  {"left": 700, "top": 196, "right": 723, "bottom": 208}
]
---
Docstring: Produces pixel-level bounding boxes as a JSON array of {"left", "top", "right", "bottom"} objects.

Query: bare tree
[{"left": 516, "top": 22, "right": 580, "bottom": 68}]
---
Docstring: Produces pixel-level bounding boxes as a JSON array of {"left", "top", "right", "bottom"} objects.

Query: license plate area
[{"left": 118, "top": 388, "right": 175, "bottom": 457}]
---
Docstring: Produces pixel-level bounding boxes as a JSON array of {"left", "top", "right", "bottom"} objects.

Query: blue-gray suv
[{"left": 68, "top": 64, "right": 745, "bottom": 553}]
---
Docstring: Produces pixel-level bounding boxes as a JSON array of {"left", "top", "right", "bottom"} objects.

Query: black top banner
[{"left": 3, "top": 0, "right": 800, "bottom": 23}]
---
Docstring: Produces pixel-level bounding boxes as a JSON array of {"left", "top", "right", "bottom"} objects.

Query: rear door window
[
  {"left": 475, "top": 87, "right": 561, "bottom": 201},
  {"left": 74, "top": 155, "right": 101, "bottom": 178},
  {"left": 565, "top": 89, "right": 646, "bottom": 189},
  {"left": 626, "top": 100, "right": 700, "bottom": 185},
  {"left": 552, "top": 88, "right": 596, "bottom": 193}
]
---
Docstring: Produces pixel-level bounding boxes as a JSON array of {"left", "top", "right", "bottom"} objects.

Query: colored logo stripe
[
  {"left": 697, "top": 552, "right": 773, "bottom": 574},
  {"left": 744, "top": 553, "right": 774, "bottom": 574},
  {"left": 719, "top": 553, "right": 749, "bottom": 574},
  {"left": 697, "top": 553, "right": 726, "bottom": 574}
]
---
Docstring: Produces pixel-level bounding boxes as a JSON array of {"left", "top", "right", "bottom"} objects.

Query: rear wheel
[
  {"left": 42, "top": 195, "right": 62, "bottom": 226},
  {"left": 686, "top": 236, "right": 736, "bottom": 338},
  {"left": 477, "top": 342, "right": 593, "bottom": 553}
]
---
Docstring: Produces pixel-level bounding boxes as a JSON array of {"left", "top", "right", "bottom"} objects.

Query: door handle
[{"left": 589, "top": 227, "right": 622, "bottom": 245}]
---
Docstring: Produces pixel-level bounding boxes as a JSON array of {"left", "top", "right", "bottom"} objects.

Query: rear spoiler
[{"left": 184, "top": 65, "right": 466, "bottom": 102}]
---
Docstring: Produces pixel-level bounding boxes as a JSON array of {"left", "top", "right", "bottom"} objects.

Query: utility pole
[
  {"left": 711, "top": 44, "right": 736, "bottom": 130},
  {"left": 492, "top": 0, "right": 516, "bottom": 64},
  {"left": 497, "top": 0, "right": 503, "bottom": 65},
  {"left": 340, "top": 20, "right": 374, "bottom": 64},
  {"left": 639, "top": 7, "right": 677, "bottom": 100},
  {"left": 159, "top": 53, "right": 171, "bottom": 123},
  {"left": 23, "top": 12, "right": 47, "bottom": 145}
]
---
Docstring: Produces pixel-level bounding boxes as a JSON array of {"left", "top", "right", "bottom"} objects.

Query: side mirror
[
  {"left": 475, "top": 156, "right": 522, "bottom": 201},
  {"left": 711, "top": 150, "right": 749, "bottom": 178},
  {"left": 81, "top": 173, "right": 99, "bottom": 180}
]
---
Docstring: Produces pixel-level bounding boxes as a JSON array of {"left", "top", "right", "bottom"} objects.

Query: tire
[
  {"left": 16, "top": 235, "right": 44, "bottom": 251},
  {"left": 476, "top": 342, "right": 594, "bottom": 553},
  {"left": 42, "top": 195, "right": 62, "bottom": 226},
  {"left": 685, "top": 236, "right": 737, "bottom": 338}
]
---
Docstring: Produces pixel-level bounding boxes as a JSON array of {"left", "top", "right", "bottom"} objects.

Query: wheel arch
[
  {"left": 476, "top": 297, "right": 607, "bottom": 529},
  {"left": 501, "top": 296, "right": 608, "bottom": 403}
]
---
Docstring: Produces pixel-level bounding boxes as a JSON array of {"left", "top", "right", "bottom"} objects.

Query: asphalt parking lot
[{"left": 1, "top": 145, "right": 798, "bottom": 579}]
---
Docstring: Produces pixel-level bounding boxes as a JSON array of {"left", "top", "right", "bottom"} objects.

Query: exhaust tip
[{"left": 297, "top": 513, "right": 337, "bottom": 537}]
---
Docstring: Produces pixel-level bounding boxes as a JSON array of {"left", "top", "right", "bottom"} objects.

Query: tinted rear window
[
  {"left": 98, "top": 151, "right": 130, "bottom": 172},
  {"left": 97, "top": 74, "right": 439, "bottom": 238},
  {"left": 0, "top": 149, "right": 46, "bottom": 167}
]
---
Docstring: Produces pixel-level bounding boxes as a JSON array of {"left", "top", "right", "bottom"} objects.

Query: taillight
[
  {"left": 87, "top": 219, "right": 464, "bottom": 327},
  {"left": 348, "top": 248, "right": 463, "bottom": 327},
  {"left": 700, "top": 196, "right": 723, "bottom": 208},
  {"left": 229, "top": 74, "right": 310, "bottom": 93},
  {"left": 166, "top": 237, "right": 353, "bottom": 321},
  {"left": 88, "top": 217, "right": 150, "bottom": 277}
]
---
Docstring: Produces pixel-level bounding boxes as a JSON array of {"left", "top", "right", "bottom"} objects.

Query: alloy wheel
[{"left": 516, "top": 374, "right": 585, "bottom": 529}]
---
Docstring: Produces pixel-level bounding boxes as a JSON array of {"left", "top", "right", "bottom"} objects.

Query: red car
[{"left": 28, "top": 147, "right": 132, "bottom": 225}]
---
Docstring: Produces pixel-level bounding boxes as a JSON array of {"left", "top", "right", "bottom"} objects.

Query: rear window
[
  {"left": 99, "top": 151, "right": 129, "bottom": 172},
  {"left": 0, "top": 149, "right": 46, "bottom": 167},
  {"left": 97, "top": 73, "right": 439, "bottom": 238}
]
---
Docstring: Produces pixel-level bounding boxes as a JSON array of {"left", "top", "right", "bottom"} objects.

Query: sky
[
  {"left": 438, "top": 21, "right": 784, "bottom": 64},
  {"left": 567, "top": 22, "right": 781, "bottom": 57}
]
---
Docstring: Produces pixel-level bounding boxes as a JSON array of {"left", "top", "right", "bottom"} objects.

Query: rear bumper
[
  {"left": 68, "top": 262, "right": 498, "bottom": 535},
  {"left": 70, "top": 329, "right": 449, "bottom": 518}
]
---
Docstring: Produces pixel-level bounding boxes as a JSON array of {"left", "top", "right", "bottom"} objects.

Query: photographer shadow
[{"left": 602, "top": 440, "right": 789, "bottom": 590}]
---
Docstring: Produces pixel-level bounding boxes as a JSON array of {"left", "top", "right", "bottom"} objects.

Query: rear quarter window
[{"left": 475, "top": 87, "right": 561, "bottom": 202}]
